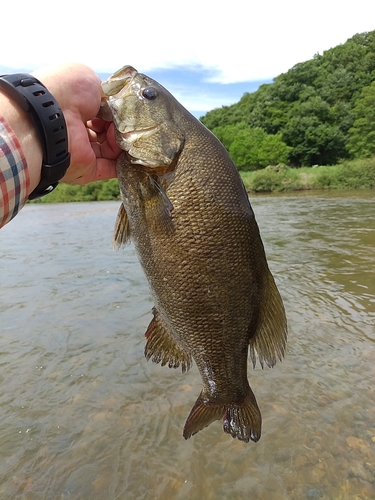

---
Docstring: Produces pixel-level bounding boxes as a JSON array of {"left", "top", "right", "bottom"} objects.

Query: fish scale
[{"left": 100, "top": 65, "right": 287, "bottom": 443}]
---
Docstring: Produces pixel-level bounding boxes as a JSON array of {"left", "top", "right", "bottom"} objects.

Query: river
[{"left": 0, "top": 190, "right": 374, "bottom": 500}]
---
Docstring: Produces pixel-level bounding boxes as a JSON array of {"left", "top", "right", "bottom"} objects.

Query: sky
[{"left": 1, "top": 0, "right": 374, "bottom": 117}]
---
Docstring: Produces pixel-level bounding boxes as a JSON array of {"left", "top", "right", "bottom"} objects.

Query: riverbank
[
  {"left": 32, "top": 157, "right": 375, "bottom": 203},
  {"left": 241, "top": 157, "right": 375, "bottom": 192}
]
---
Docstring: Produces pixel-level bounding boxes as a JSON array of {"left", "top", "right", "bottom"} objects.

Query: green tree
[
  {"left": 97, "top": 179, "right": 120, "bottom": 200},
  {"left": 282, "top": 115, "right": 346, "bottom": 166},
  {"left": 228, "top": 127, "right": 266, "bottom": 170},
  {"left": 213, "top": 123, "right": 291, "bottom": 170},
  {"left": 212, "top": 122, "right": 247, "bottom": 149},
  {"left": 257, "top": 133, "right": 292, "bottom": 166},
  {"left": 347, "top": 81, "right": 375, "bottom": 158}
]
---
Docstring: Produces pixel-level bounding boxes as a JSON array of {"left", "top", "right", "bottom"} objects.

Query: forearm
[
  {"left": 0, "top": 90, "right": 43, "bottom": 191},
  {"left": 0, "top": 90, "right": 43, "bottom": 228},
  {"left": 0, "top": 67, "right": 76, "bottom": 226}
]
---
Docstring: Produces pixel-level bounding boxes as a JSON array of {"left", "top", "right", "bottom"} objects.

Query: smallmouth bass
[{"left": 100, "top": 66, "right": 287, "bottom": 443}]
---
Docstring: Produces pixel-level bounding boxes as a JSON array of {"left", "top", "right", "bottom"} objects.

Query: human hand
[{"left": 33, "top": 63, "right": 122, "bottom": 185}]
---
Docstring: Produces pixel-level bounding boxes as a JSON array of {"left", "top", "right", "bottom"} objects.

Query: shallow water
[{"left": 0, "top": 191, "right": 374, "bottom": 500}]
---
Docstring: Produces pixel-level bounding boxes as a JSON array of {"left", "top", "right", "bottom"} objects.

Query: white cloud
[
  {"left": 170, "top": 89, "right": 236, "bottom": 114},
  {"left": 1, "top": 0, "right": 374, "bottom": 83}
]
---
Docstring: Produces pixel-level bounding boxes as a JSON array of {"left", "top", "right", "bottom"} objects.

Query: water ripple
[{"left": 0, "top": 193, "right": 374, "bottom": 499}]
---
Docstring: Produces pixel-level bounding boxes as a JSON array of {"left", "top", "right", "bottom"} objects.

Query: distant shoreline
[
  {"left": 241, "top": 157, "right": 375, "bottom": 193},
  {"left": 31, "top": 157, "right": 374, "bottom": 204}
]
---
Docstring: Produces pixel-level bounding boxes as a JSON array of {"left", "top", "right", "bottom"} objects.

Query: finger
[
  {"left": 88, "top": 117, "right": 111, "bottom": 134},
  {"left": 106, "top": 123, "right": 122, "bottom": 153},
  {"left": 91, "top": 138, "right": 121, "bottom": 161},
  {"left": 87, "top": 128, "right": 99, "bottom": 143},
  {"left": 91, "top": 158, "right": 118, "bottom": 181}
]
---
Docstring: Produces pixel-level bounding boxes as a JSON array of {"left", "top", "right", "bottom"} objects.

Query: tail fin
[
  {"left": 183, "top": 388, "right": 261, "bottom": 443},
  {"left": 222, "top": 389, "right": 262, "bottom": 443}
]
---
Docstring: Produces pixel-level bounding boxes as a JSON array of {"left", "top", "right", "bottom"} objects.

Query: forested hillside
[
  {"left": 201, "top": 31, "right": 375, "bottom": 168},
  {"left": 34, "top": 31, "right": 375, "bottom": 203}
]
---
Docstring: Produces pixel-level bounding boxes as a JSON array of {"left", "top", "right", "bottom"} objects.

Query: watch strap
[{"left": 0, "top": 73, "right": 70, "bottom": 199}]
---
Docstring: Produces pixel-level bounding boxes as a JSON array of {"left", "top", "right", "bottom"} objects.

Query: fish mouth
[
  {"left": 99, "top": 66, "right": 138, "bottom": 122},
  {"left": 101, "top": 65, "right": 138, "bottom": 97},
  {"left": 101, "top": 65, "right": 161, "bottom": 137},
  {"left": 121, "top": 124, "right": 159, "bottom": 139}
]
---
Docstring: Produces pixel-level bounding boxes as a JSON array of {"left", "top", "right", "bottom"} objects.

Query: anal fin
[{"left": 145, "top": 308, "right": 192, "bottom": 373}]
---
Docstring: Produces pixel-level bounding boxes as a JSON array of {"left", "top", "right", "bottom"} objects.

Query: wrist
[
  {"left": 0, "top": 74, "right": 70, "bottom": 199},
  {"left": 0, "top": 89, "right": 43, "bottom": 193}
]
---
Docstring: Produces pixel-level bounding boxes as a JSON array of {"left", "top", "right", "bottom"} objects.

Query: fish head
[{"left": 100, "top": 65, "right": 185, "bottom": 173}]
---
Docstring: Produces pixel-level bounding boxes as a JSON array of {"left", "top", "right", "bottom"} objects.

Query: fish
[{"left": 100, "top": 66, "right": 287, "bottom": 443}]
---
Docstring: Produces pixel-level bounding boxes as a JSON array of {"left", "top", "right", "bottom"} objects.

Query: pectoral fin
[
  {"left": 113, "top": 203, "right": 131, "bottom": 249},
  {"left": 145, "top": 308, "right": 192, "bottom": 373},
  {"left": 249, "top": 269, "right": 287, "bottom": 369},
  {"left": 144, "top": 176, "right": 175, "bottom": 236}
]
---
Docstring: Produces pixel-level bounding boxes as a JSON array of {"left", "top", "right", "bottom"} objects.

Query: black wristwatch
[{"left": 0, "top": 73, "right": 71, "bottom": 200}]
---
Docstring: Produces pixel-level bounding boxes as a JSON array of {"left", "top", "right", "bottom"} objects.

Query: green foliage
[
  {"left": 282, "top": 114, "right": 347, "bottom": 166},
  {"left": 201, "top": 30, "right": 375, "bottom": 167},
  {"left": 240, "top": 157, "right": 375, "bottom": 192},
  {"left": 247, "top": 165, "right": 310, "bottom": 192},
  {"left": 256, "top": 133, "right": 292, "bottom": 167},
  {"left": 96, "top": 179, "right": 122, "bottom": 201},
  {"left": 228, "top": 127, "right": 265, "bottom": 170},
  {"left": 33, "top": 179, "right": 120, "bottom": 203},
  {"left": 313, "top": 158, "right": 375, "bottom": 189},
  {"left": 347, "top": 81, "right": 375, "bottom": 158},
  {"left": 213, "top": 123, "right": 291, "bottom": 170}
]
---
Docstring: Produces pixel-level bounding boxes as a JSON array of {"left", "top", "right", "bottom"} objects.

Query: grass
[
  {"left": 241, "top": 157, "right": 375, "bottom": 192},
  {"left": 34, "top": 178, "right": 120, "bottom": 203}
]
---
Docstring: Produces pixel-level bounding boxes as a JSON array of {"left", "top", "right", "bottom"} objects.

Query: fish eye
[{"left": 142, "top": 87, "right": 158, "bottom": 100}]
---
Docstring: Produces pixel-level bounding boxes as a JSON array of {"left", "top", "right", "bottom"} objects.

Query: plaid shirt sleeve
[{"left": 0, "top": 115, "right": 30, "bottom": 228}]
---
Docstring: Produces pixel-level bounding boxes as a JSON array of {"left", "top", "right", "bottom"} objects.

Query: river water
[{"left": 0, "top": 190, "right": 374, "bottom": 500}]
